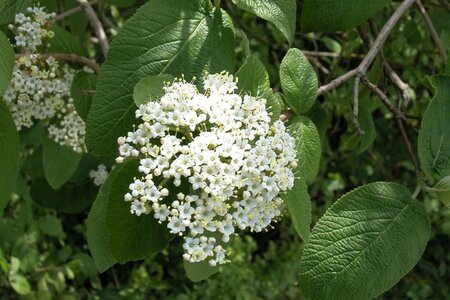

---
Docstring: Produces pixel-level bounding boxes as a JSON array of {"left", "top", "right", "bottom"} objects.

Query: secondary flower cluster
[
  {"left": 89, "top": 164, "right": 109, "bottom": 186},
  {"left": 116, "top": 73, "right": 298, "bottom": 266},
  {"left": 3, "top": 7, "right": 86, "bottom": 153},
  {"left": 8, "top": 6, "right": 55, "bottom": 53}
]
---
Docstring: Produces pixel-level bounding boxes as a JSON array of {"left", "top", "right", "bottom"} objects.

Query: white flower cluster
[
  {"left": 89, "top": 164, "right": 109, "bottom": 186},
  {"left": 116, "top": 73, "right": 298, "bottom": 266},
  {"left": 3, "top": 7, "right": 86, "bottom": 153},
  {"left": 8, "top": 7, "right": 55, "bottom": 53}
]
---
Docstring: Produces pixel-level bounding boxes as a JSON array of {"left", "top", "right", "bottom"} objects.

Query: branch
[
  {"left": 55, "top": 0, "right": 99, "bottom": 21},
  {"left": 308, "top": 56, "right": 330, "bottom": 75},
  {"left": 302, "top": 50, "right": 363, "bottom": 59},
  {"left": 383, "top": 62, "right": 414, "bottom": 106},
  {"left": 367, "top": 20, "right": 414, "bottom": 107},
  {"left": 361, "top": 78, "right": 420, "bottom": 177},
  {"left": 438, "top": 0, "right": 450, "bottom": 11},
  {"left": 360, "top": 76, "right": 408, "bottom": 122},
  {"left": 317, "top": 69, "right": 358, "bottom": 96},
  {"left": 76, "top": 0, "right": 109, "bottom": 56},
  {"left": 397, "top": 117, "right": 421, "bottom": 177},
  {"left": 15, "top": 53, "right": 100, "bottom": 74},
  {"left": 280, "top": 0, "right": 415, "bottom": 123},
  {"left": 356, "top": 0, "right": 416, "bottom": 76},
  {"left": 352, "top": 0, "right": 416, "bottom": 133},
  {"left": 415, "top": 0, "right": 448, "bottom": 63}
]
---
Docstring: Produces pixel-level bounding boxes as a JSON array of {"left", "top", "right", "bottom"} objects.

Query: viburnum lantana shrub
[
  {"left": 1, "top": 0, "right": 449, "bottom": 298},
  {"left": 116, "top": 73, "right": 298, "bottom": 266},
  {"left": 4, "top": 7, "right": 86, "bottom": 153}
]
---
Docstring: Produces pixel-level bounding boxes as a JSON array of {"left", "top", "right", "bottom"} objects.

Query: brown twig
[
  {"left": 361, "top": 77, "right": 420, "bottom": 176},
  {"left": 351, "top": 0, "right": 416, "bottom": 133},
  {"left": 397, "top": 118, "right": 421, "bottom": 177},
  {"left": 415, "top": 0, "right": 448, "bottom": 63},
  {"left": 280, "top": 0, "right": 415, "bottom": 123},
  {"left": 308, "top": 56, "right": 330, "bottom": 75},
  {"left": 317, "top": 69, "right": 358, "bottom": 96},
  {"left": 55, "top": 0, "right": 99, "bottom": 21},
  {"left": 360, "top": 76, "right": 408, "bottom": 122},
  {"left": 15, "top": 53, "right": 100, "bottom": 74},
  {"left": 383, "top": 62, "right": 414, "bottom": 106},
  {"left": 302, "top": 50, "right": 363, "bottom": 59},
  {"left": 366, "top": 20, "right": 414, "bottom": 107},
  {"left": 76, "top": 0, "right": 109, "bottom": 56},
  {"left": 438, "top": 0, "right": 450, "bottom": 11}
]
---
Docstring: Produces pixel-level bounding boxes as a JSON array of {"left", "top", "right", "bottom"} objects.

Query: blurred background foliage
[{"left": 1, "top": 0, "right": 450, "bottom": 299}]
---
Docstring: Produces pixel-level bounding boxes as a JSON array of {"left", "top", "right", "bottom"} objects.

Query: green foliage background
[{"left": 1, "top": 0, "right": 450, "bottom": 299}]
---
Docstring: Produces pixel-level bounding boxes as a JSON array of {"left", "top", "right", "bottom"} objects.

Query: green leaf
[
  {"left": 289, "top": 116, "right": 321, "bottom": 184},
  {"left": 106, "top": 159, "right": 169, "bottom": 263},
  {"left": 42, "top": 137, "right": 82, "bottom": 190},
  {"left": 356, "top": 96, "right": 377, "bottom": 154},
  {"left": 300, "top": 182, "right": 430, "bottom": 300},
  {"left": 0, "top": 0, "right": 32, "bottom": 25},
  {"left": 105, "top": 0, "right": 136, "bottom": 8},
  {"left": 418, "top": 75, "right": 450, "bottom": 180},
  {"left": 0, "top": 102, "right": 19, "bottom": 214},
  {"left": 285, "top": 178, "right": 311, "bottom": 242},
  {"left": 280, "top": 49, "right": 318, "bottom": 114},
  {"left": 10, "top": 274, "right": 31, "bottom": 295},
  {"left": 87, "top": 165, "right": 124, "bottom": 272},
  {"left": 70, "top": 71, "right": 97, "bottom": 121},
  {"left": 235, "top": 55, "right": 282, "bottom": 121},
  {"left": 49, "top": 24, "right": 86, "bottom": 56},
  {"left": 38, "top": 215, "right": 63, "bottom": 237},
  {"left": 301, "top": 0, "right": 390, "bottom": 33},
  {"left": 428, "top": 176, "right": 450, "bottom": 208},
  {"left": 429, "top": 8, "right": 450, "bottom": 34},
  {"left": 30, "top": 179, "right": 95, "bottom": 214},
  {"left": 184, "top": 260, "right": 219, "bottom": 282},
  {"left": 133, "top": 74, "right": 174, "bottom": 107},
  {"left": 0, "top": 31, "right": 14, "bottom": 97},
  {"left": 231, "top": 0, "right": 296, "bottom": 44},
  {"left": 86, "top": 0, "right": 235, "bottom": 156},
  {"left": 64, "top": 0, "right": 89, "bottom": 39}
]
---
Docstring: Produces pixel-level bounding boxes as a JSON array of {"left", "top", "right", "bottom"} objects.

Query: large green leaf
[
  {"left": 0, "top": 102, "right": 19, "bottom": 214},
  {"left": 0, "top": 31, "right": 14, "bottom": 97},
  {"left": 49, "top": 24, "right": 86, "bottom": 56},
  {"left": 30, "top": 179, "right": 95, "bottom": 214},
  {"left": 235, "top": 55, "right": 282, "bottom": 121},
  {"left": 280, "top": 49, "right": 318, "bottom": 115},
  {"left": 0, "top": 0, "right": 32, "bottom": 25},
  {"left": 70, "top": 71, "right": 97, "bottom": 121},
  {"left": 106, "top": 159, "right": 169, "bottom": 263},
  {"left": 133, "top": 74, "right": 174, "bottom": 106},
  {"left": 301, "top": 0, "right": 390, "bottom": 33},
  {"left": 418, "top": 75, "right": 450, "bottom": 180},
  {"left": 42, "top": 137, "right": 82, "bottom": 190},
  {"left": 300, "top": 182, "right": 430, "bottom": 300},
  {"left": 86, "top": 0, "right": 235, "bottom": 156},
  {"left": 87, "top": 164, "right": 124, "bottom": 272},
  {"left": 184, "top": 260, "right": 219, "bottom": 282},
  {"left": 289, "top": 116, "right": 321, "bottom": 184},
  {"left": 285, "top": 178, "right": 311, "bottom": 242},
  {"left": 231, "top": 0, "right": 296, "bottom": 44}
]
